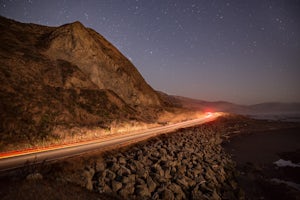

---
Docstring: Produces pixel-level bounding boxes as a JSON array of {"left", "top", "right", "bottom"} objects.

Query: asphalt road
[{"left": 0, "top": 113, "right": 218, "bottom": 171}]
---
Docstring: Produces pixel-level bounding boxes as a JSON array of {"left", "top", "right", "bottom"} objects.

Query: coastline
[{"left": 223, "top": 125, "right": 300, "bottom": 200}]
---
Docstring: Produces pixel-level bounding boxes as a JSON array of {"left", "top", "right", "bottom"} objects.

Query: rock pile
[{"left": 91, "top": 125, "right": 242, "bottom": 199}]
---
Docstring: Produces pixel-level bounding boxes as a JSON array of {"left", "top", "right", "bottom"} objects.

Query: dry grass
[{"left": 0, "top": 120, "right": 161, "bottom": 153}]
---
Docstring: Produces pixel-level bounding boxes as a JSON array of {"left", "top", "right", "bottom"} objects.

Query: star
[{"left": 84, "top": 13, "right": 89, "bottom": 20}]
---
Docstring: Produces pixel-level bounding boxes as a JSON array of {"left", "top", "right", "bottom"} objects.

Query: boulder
[
  {"left": 111, "top": 180, "right": 123, "bottom": 192},
  {"left": 98, "top": 184, "right": 112, "bottom": 193},
  {"left": 83, "top": 167, "right": 95, "bottom": 190},
  {"left": 98, "top": 175, "right": 107, "bottom": 187},
  {"left": 137, "top": 168, "right": 149, "bottom": 179},
  {"left": 136, "top": 177, "right": 146, "bottom": 185},
  {"left": 144, "top": 158, "right": 153, "bottom": 166},
  {"left": 168, "top": 183, "right": 185, "bottom": 199},
  {"left": 26, "top": 172, "right": 43, "bottom": 181},
  {"left": 151, "top": 150, "right": 160, "bottom": 158},
  {"left": 191, "top": 187, "right": 204, "bottom": 200},
  {"left": 119, "top": 182, "right": 135, "bottom": 197},
  {"left": 111, "top": 162, "right": 121, "bottom": 172},
  {"left": 176, "top": 176, "right": 189, "bottom": 189},
  {"left": 117, "top": 165, "right": 131, "bottom": 176},
  {"left": 229, "top": 179, "right": 238, "bottom": 190},
  {"left": 118, "top": 156, "right": 127, "bottom": 165},
  {"left": 106, "top": 156, "right": 117, "bottom": 164},
  {"left": 152, "top": 192, "right": 160, "bottom": 200},
  {"left": 170, "top": 166, "right": 177, "bottom": 176},
  {"left": 95, "top": 159, "right": 106, "bottom": 171},
  {"left": 146, "top": 176, "right": 157, "bottom": 193},
  {"left": 176, "top": 165, "right": 186, "bottom": 175},
  {"left": 126, "top": 162, "right": 137, "bottom": 173},
  {"left": 159, "top": 148, "right": 168, "bottom": 156},
  {"left": 133, "top": 160, "right": 144, "bottom": 171},
  {"left": 177, "top": 152, "right": 184, "bottom": 160},
  {"left": 104, "top": 169, "right": 116, "bottom": 180},
  {"left": 161, "top": 188, "right": 175, "bottom": 200},
  {"left": 122, "top": 175, "right": 131, "bottom": 184},
  {"left": 154, "top": 164, "right": 164, "bottom": 177},
  {"left": 164, "top": 168, "right": 172, "bottom": 179},
  {"left": 216, "top": 168, "right": 226, "bottom": 183},
  {"left": 211, "top": 190, "right": 221, "bottom": 200},
  {"left": 205, "top": 167, "right": 217, "bottom": 182},
  {"left": 135, "top": 184, "right": 151, "bottom": 197}
]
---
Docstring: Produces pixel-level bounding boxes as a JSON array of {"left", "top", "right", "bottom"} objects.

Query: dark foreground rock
[{"left": 85, "top": 123, "right": 243, "bottom": 199}]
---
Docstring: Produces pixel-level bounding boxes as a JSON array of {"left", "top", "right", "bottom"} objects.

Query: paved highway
[{"left": 0, "top": 113, "right": 220, "bottom": 171}]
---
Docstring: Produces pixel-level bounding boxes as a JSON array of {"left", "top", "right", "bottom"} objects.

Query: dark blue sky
[{"left": 1, "top": 0, "right": 299, "bottom": 104}]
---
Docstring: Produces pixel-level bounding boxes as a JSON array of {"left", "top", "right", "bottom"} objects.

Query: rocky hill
[
  {"left": 43, "top": 21, "right": 161, "bottom": 107},
  {"left": 0, "top": 16, "right": 164, "bottom": 149}
]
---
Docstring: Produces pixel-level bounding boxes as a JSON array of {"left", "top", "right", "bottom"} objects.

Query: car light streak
[{"left": 0, "top": 114, "right": 222, "bottom": 171}]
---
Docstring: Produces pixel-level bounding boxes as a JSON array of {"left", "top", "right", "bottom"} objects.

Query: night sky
[{"left": 1, "top": 0, "right": 300, "bottom": 104}]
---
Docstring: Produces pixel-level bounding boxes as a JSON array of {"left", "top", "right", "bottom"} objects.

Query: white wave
[
  {"left": 274, "top": 159, "right": 300, "bottom": 168},
  {"left": 271, "top": 178, "right": 300, "bottom": 191}
]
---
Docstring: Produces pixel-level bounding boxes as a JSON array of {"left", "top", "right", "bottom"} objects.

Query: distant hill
[
  {"left": 249, "top": 102, "right": 300, "bottom": 114},
  {"left": 172, "top": 96, "right": 250, "bottom": 113},
  {"left": 0, "top": 16, "right": 165, "bottom": 148},
  {"left": 171, "top": 95, "right": 300, "bottom": 115}
]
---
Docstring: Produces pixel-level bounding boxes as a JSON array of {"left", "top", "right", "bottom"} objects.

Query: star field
[{"left": 1, "top": 0, "right": 299, "bottom": 104}]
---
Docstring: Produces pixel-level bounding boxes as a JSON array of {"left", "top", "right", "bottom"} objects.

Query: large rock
[
  {"left": 168, "top": 183, "right": 186, "bottom": 199},
  {"left": 104, "top": 169, "right": 116, "bottom": 180},
  {"left": 211, "top": 190, "right": 221, "bottom": 200},
  {"left": 161, "top": 188, "right": 175, "bottom": 200},
  {"left": 117, "top": 166, "right": 131, "bottom": 177},
  {"left": 164, "top": 167, "right": 172, "bottom": 179},
  {"left": 83, "top": 167, "right": 95, "bottom": 190},
  {"left": 137, "top": 167, "right": 149, "bottom": 179},
  {"left": 146, "top": 176, "right": 157, "bottom": 193},
  {"left": 118, "top": 156, "right": 127, "bottom": 165},
  {"left": 119, "top": 181, "right": 135, "bottom": 197},
  {"left": 205, "top": 167, "right": 219, "bottom": 186},
  {"left": 176, "top": 176, "right": 189, "bottom": 189},
  {"left": 98, "top": 184, "right": 112, "bottom": 193},
  {"left": 191, "top": 190, "right": 204, "bottom": 200},
  {"left": 152, "top": 164, "right": 164, "bottom": 177},
  {"left": 122, "top": 174, "right": 136, "bottom": 184},
  {"left": 26, "top": 172, "right": 43, "bottom": 181},
  {"left": 176, "top": 165, "right": 186, "bottom": 175},
  {"left": 111, "top": 180, "right": 122, "bottom": 192},
  {"left": 110, "top": 162, "right": 121, "bottom": 172},
  {"left": 135, "top": 184, "right": 151, "bottom": 197},
  {"left": 95, "top": 159, "right": 106, "bottom": 171}
]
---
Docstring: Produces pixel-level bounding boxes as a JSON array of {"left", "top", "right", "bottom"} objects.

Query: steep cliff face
[
  {"left": 43, "top": 21, "right": 161, "bottom": 107},
  {"left": 0, "top": 16, "right": 162, "bottom": 148}
]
